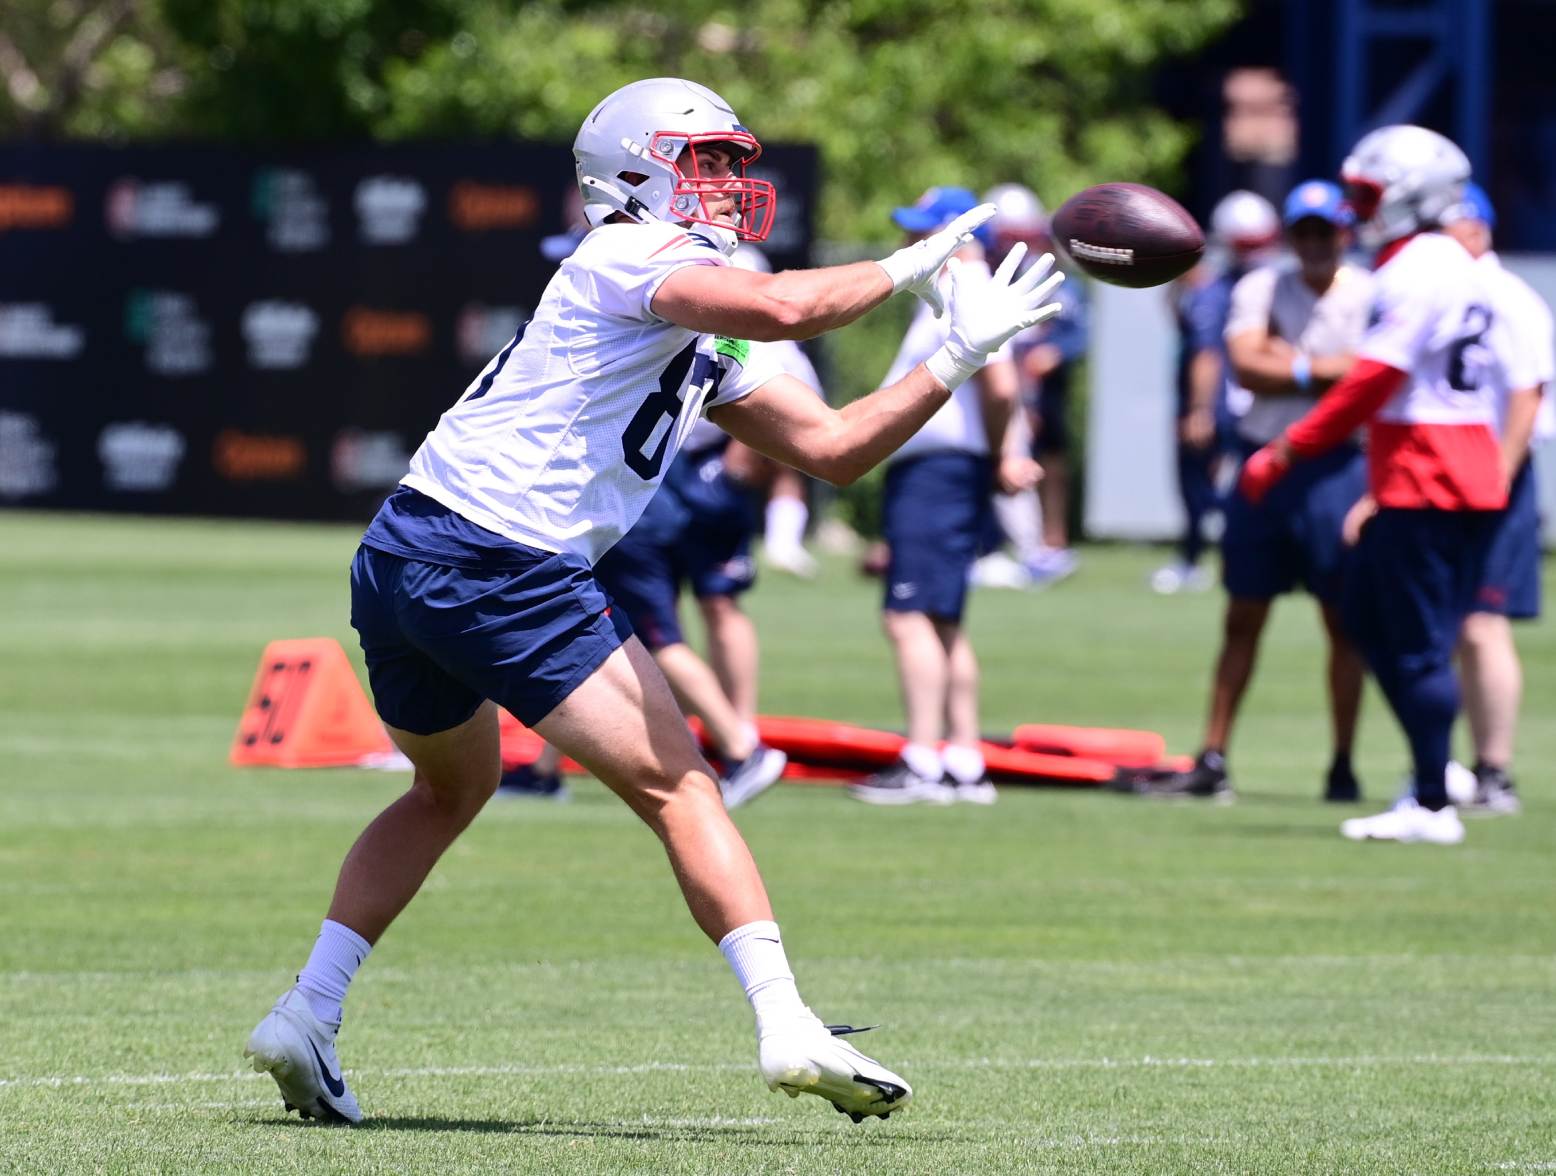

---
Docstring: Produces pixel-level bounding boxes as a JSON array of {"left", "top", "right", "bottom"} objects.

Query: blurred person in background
[
  {"left": 1241, "top": 126, "right": 1525, "bottom": 846},
  {"left": 984, "top": 182, "right": 1090, "bottom": 586},
  {"left": 1154, "top": 190, "right": 1281, "bottom": 595},
  {"left": 848, "top": 187, "right": 1039, "bottom": 806},
  {"left": 1440, "top": 182, "right": 1553, "bottom": 815},
  {"left": 1126, "top": 180, "right": 1372, "bottom": 802}
]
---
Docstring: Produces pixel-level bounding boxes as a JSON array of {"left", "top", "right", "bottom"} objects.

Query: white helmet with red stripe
[
  {"left": 1340, "top": 124, "right": 1469, "bottom": 249},
  {"left": 573, "top": 77, "right": 775, "bottom": 255}
]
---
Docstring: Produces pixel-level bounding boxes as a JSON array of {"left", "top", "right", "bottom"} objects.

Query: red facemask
[{"left": 648, "top": 130, "right": 776, "bottom": 242}]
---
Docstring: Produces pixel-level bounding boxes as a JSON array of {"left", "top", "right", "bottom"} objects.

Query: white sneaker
[
  {"left": 1341, "top": 796, "right": 1465, "bottom": 845},
  {"left": 969, "top": 552, "right": 1031, "bottom": 590},
  {"left": 245, "top": 987, "right": 363, "bottom": 1124},
  {"left": 766, "top": 544, "right": 819, "bottom": 579},
  {"left": 1149, "top": 562, "right": 1214, "bottom": 595},
  {"left": 758, "top": 1011, "right": 912, "bottom": 1122},
  {"left": 952, "top": 778, "right": 999, "bottom": 805}
]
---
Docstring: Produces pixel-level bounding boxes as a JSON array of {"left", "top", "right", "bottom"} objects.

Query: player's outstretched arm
[
  {"left": 709, "top": 246, "right": 1063, "bottom": 485},
  {"left": 652, "top": 206, "right": 997, "bottom": 342}
]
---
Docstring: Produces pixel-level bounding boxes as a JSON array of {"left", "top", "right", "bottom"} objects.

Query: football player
[
  {"left": 1133, "top": 181, "right": 1373, "bottom": 802},
  {"left": 1441, "top": 182, "right": 1553, "bottom": 814},
  {"left": 847, "top": 187, "right": 1039, "bottom": 807},
  {"left": 1240, "top": 126, "right": 1527, "bottom": 845},
  {"left": 245, "top": 77, "right": 1063, "bottom": 1123}
]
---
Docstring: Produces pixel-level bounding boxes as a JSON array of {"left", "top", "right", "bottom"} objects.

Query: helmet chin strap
[{"left": 579, "top": 175, "right": 658, "bottom": 227}]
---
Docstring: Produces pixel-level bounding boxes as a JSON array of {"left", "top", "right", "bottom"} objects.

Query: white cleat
[
  {"left": 721, "top": 745, "right": 788, "bottom": 810},
  {"left": 244, "top": 987, "right": 363, "bottom": 1124},
  {"left": 766, "top": 544, "right": 819, "bottom": 579},
  {"left": 1341, "top": 796, "right": 1465, "bottom": 845},
  {"left": 758, "top": 1011, "right": 912, "bottom": 1122}
]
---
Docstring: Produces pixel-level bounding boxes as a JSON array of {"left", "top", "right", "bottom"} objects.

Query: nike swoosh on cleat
[{"left": 308, "top": 1039, "right": 346, "bottom": 1097}]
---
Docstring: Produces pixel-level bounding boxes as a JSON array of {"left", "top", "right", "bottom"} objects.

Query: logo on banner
[
  {"left": 251, "top": 169, "right": 329, "bottom": 252},
  {"left": 125, "top": 291, "right": 211, "bottom": 375},
  {"left": 0, "top": 304, "right": 85, "bottom": 359},
  {"left": 449, "top": 182, "right": 540, "bottom": 230},
  {"left": 243, "top": 301, "right": 319, "bottom": 369},
  {"left": 355, "top": 176, "right": 426, "bottom": 244},
  {"left": 0, "top": 412, "right": 59, "bottom": 499},
  {"left": 213, "top": 430, "right": 306, "bottom": 481},
  {"left": 0, "top": 184, "right": 73, "bottom": 231},
  {"left": 105, "top": 179, "right": 219, "bottom": 239},
  {"left": 331, "top": 429, "right": 412, "bottom": 493},
  {"left": 342, "top": 308, "right": 431, "bottom": 357},
  {"left": 98, "top": 422, "right": 186, "bottom": 492},
  {"left": 456, "top": 303, "right": 527, "bottom": 367}
]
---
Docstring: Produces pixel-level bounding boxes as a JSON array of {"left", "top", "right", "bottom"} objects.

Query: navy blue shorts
[
  {"left": 1222, "top": 443, "right": 1366, "bottom": 603},
  {"left": 1341, "top": 507, "right": 1496, "bottom": 677},
  {"left": 350, "top": 543, "right": 632, "bottom": 734},
  {"left": 1475, "top": 460, "right": 1541, "bottom": 619},
  {"left": 593, "top": 530, "right": 683, "bottom": 652},
  {"left": 882, "top": 451, "right": 993, "bottom": 622},
  {"left": 668, "top": 449, "right": 759, "bottom": 598}
]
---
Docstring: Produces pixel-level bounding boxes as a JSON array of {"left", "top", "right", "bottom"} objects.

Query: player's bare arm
[
  {"left": 653, "top": 203, "right": 998, "bottom": 341},
  {"left": 1499, "top": 384, "right": 1543, "bottom": 481},
  {"left": 710, "top": 245, "right": 1064, "bottom": 485}
]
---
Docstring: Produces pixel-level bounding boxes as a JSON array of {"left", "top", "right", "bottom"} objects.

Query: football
[{"left": 1051, "top": 182, "right": 1206, "bottom": 288}]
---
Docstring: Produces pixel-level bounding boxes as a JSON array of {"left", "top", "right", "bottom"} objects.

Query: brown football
[{"left": 1051, "top": 183, "right": 1205, "bottom": 288}]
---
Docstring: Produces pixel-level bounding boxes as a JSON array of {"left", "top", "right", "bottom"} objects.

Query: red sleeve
[{"left": 1284, "top": 358, "right": 1408, "bottom": 458}]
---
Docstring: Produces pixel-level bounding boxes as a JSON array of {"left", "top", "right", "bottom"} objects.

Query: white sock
[
  {"left": 740, "top": 721, "right": 762, "bottom": 751},
  {"left": 719, "top": 920, "right": 806, "bottom": 1027},
  {"left": 900, "top": 741, "right": 944, "bottom": 783},
  {"left": 296, "top": 919, "right": 372, "bottom": 1027},
  {"left": 942, "top": 744, "right": 986, "bottom": 786},
  {"left": 765, "top": 496, "right": 809, "bottom": 552}
]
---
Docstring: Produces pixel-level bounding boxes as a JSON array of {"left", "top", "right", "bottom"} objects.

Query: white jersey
[
  {"left": 883, "top": 259, "right": 1011, "bottom": 463},
  {"left": 682, "top": 337, "right": 820, "bottom": 454},
  {"left": 1477, "top": 251, "right": 1556, "bottom": 443},
  {"left": 1224, "top": 261, "right": 1374, "bottom": 444},
  {"left": 401, "top": 221, "right": 778, "bottom": 564}
]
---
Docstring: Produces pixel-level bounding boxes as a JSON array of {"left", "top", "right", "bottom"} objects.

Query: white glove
[
  {"left": 875, "top": 203, "right": 997, "bottom": 316},
  {"left": 925, "top": 243, "right": 1065, "bottom": 391}
]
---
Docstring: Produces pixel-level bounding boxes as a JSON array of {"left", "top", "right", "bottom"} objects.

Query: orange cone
[{"left": 230, "top": 638, "right": 393, "bottom": 767}]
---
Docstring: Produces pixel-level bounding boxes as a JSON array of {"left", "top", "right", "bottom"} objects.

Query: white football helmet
[
  {"left": 1209, "top": 190, "right": 1280, "bottom": 251},
  {"left": 1340, "top": 124, "right": 1469, "bottom": 249},
  {"left": 573, "top": 77, "right": 775, "bottom": 254}
]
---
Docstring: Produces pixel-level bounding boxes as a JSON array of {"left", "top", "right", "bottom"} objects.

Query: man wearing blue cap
[
  {"left": 1127, "top": 180, "right": 1375, "bottom": 801},
  {"left": 1442, "top": 182, "right": 1554, "bottom": 814},
  {"left": 850, "top": 187, "right": 1039, "bottom": 805}
]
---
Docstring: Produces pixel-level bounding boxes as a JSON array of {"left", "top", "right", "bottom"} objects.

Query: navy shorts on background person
[
  {"left": 667, "top": 448, "right": 760, "bottom": 598},
  {"left": 1222, "top": 443, "right": 1367, "bottom": 603},
  {"left": 594, "top": 531, "right": 684, "bottom": 652},
  {"left": 1475, "top": 460, "right": 1541, "bottom": 619},
  {"left": 350, "top": 487, "right": 633, "bottom": 733},
  {"left": 882, "top": 451, "right": 993, "bottom": 621}
]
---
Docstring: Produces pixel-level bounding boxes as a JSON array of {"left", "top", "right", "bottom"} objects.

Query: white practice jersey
[
  {"left": 883, "top": 258, "right": 1012, "bottom": 464},
  {"left": 1477, "top": 251, "right": 1556, "bottom": 443},
  {"left": 1225, "top": 261, "right": 1374, "bottom": 444},
  {"left": 682, "top": 338, "right": 820, "bottom": 454},
  {"left": 401, "top": 221, "right": 779, "bottom": 564}
]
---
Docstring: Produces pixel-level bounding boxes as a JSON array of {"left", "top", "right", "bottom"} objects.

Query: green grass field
[{"left": 2, "top": 511, "right": 1554, "bottom": 1174}]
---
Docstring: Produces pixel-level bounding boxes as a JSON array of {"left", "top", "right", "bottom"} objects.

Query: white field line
[{"left": 3, "top": 1053, "right": 1553, "bottom": 1092}]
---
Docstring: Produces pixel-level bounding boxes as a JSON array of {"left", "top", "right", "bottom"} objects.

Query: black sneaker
[
  {"left": 1129, "top": 749, "right": 1234, "bottom": 801},
  {"left": 847, "top": 759, "right": 955, "bottom": 806},
  {"left": 1324, "top": 756, "right": 1362, "bottom": 803},
  {"left": 495, "top": 762, "right": 569, "bottom": 801},
  {"left": 719, "top": 744, "right": 787, "bottom": 810},
  {"left": 1466, "top": 763, "right": 1521, "bottom": 815}
]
